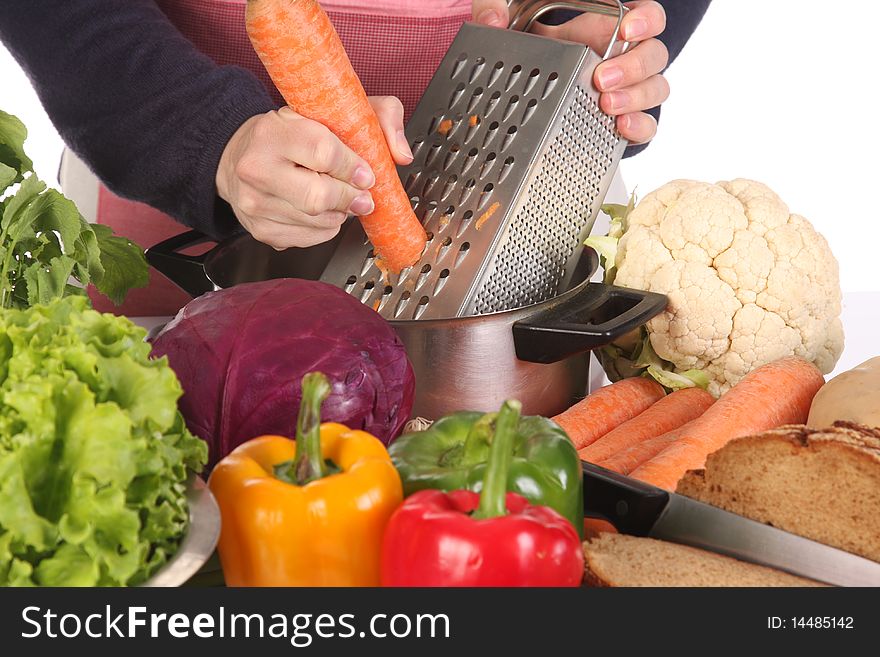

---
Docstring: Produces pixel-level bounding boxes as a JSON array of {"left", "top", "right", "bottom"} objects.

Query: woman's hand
[
  {"left": 472, "top": 1, "right": 668, "bottom": 144},
  {"left": 216, "top": 96, "right": 412, "bottom": 249}
]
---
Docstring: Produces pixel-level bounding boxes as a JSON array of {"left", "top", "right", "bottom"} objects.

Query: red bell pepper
[{"left": 381, "top": 400, "right": 584, "bottom": 587}]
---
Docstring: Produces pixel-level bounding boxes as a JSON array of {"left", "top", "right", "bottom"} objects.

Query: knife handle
[{"left": 581, "top": 461, "right": 670, "bottom": 535}]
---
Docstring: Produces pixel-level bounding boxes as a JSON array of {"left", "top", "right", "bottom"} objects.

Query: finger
[
  {"left": 532, "top": 1, "right": 665, "bottom": 53},
  {"left": 471, "top": 0, "right": 508, "bottom": 27},
  {"left": 369, "top": 96, "right": 413, "bottom": 165},
  {"left": 260, "top": 162, "right": 375, "bottom": 216},
  {"left": 595, "top": 39, "right": 668, "bottom": 92},
  {"left": 599, "top": 74, "right": 669, "bottom": 116},
  {"left": 239, "top": 212, "right": 345, "bottom": 250},
  {"left": 234, "top": 187, "right": 349, "bottom": 229},
  {"left": 616, "top": 111, "right": 658, "bottom": 145},
  {"left": 277, "top": 108, "right": 376, "bottom": 190},
  {"left": 619, "top": 1, "right": 666, "bottom": 42}
]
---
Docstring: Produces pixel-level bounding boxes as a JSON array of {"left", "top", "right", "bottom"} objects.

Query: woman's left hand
[{"left": 472, "top": 1, "right": 669, "bottom": 144}]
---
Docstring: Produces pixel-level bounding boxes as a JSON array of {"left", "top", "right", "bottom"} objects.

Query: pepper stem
[
  {"left": 289, "top": 372, "right": 332, "bottom": 486},
  {"left": 472, "top": 400, "right": 522, "bottom": 520},
  {"left": 460, "top": 411, "right": 497, "bottom": 465}
]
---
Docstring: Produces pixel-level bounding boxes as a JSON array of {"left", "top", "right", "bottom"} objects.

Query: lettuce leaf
[
  {"left": 0, "top": 109, "right": 148, "bottom": 310},
  {"left": 0, "top": 297, "right": 207, "bottom": 586}
]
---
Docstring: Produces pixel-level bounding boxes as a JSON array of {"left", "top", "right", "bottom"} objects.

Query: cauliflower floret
[{"left": 608, "top": 178, "right": 844, "bottom": 396}]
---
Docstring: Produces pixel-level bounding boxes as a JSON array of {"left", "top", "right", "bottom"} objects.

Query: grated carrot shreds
[{"left": 475, "top": 202, "right": 501, "bottom": 231}]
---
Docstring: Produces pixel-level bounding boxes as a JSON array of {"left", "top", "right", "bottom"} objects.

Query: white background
[{"left": 1, "top": 0, "right": 878, "bottom": 371}]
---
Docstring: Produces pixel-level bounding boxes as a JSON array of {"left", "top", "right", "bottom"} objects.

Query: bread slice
[
  {"left": 677, "top": 422, "right": 880, "bottom": 563},
  {"left": 583, "top": 533, "right": 823, "bottom": 587}
]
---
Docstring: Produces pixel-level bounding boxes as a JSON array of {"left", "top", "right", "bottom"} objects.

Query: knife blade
[{"left": 582, "top": 461, "right": 880, "bottom": 587}]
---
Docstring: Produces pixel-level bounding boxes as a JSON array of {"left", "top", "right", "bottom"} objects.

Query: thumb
[{"left": 472, "top": 0, "right": 509, "bottom": 27}]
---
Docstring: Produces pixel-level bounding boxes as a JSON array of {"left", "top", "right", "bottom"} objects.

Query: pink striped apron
[{"left": 85, "top": 0, "right": 471, "bottom": 315}]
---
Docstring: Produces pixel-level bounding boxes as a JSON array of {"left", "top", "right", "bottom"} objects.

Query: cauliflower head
[{"left": 596, "top": 179, "right": 844, "bottom": 397}]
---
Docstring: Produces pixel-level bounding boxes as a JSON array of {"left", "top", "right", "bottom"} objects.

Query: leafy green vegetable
[
  {"left": 0, "top": 297, "right": 207, "bottom": 586},
  {"left": 0, "top": 109, "right": 148, "bottom": 310},
  {"left": 590, "top": 196, "right": 711, "bottom": 393}
]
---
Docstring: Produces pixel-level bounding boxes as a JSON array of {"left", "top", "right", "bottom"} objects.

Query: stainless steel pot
[{"left": 147, "top": 230, "right": 666, "bottom": 418}]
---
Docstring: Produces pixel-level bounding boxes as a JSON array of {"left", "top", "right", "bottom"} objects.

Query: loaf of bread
[
  {"left": 583, "top": 534, "right": 822, "bottom": 587},
  {"left": 676, "top": 422, "right": 880, "bottom": 563}
]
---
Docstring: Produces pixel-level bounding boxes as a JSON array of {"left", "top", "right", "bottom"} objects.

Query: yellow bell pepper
[{"left": 208, "top": 372, "right": 403, "bottom": 586}]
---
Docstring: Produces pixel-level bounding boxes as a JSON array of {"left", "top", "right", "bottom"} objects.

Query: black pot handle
[
  {"left": 581, "top": 461, "right": 669, "bottom": 535},
  {"left": 512, "top": 282, "right": 667, "bottom": 363},
  {"left": 145, "top": 230, "right": 216, "bottom": 298}
]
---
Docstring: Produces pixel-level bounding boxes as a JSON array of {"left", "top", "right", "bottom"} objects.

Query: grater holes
[
  {"left": 344, "top": 275, "right": 357, "bottom": 293},
  {"left": 457, "top": 210, "right": 474, "bottom": 238},
  {"left": 522, "top": 98, "right": 538, "bottom": 125},
  {"left": 480, "top": 152, "right": 497, "bottom": 178},
  {"left": 409, "top": 195, "right": 420, "bottom": 210},
  {"left": 487, "top": 60, "right": 504, "bottom": 87},
  {"left": 505, "top": 64, "right": 522, "bottom": 92},
  {"left": 413, "top": 296, "right": 430, "bottom": 320},
  {"left": 426, "top": 142, "right": 443, "bottom": 167},
  {"left": 462, "top": 147, "right": 479, "bottom": 173},
  {"left": 433, "top": 268, "right": 450, "bottom": 295},
  {"left": 466, "top": 87, "right": 484, "bottom": 114},
  {"left": 500, "top": 125, "right": 517, "bottom": 152},
  {"left": 541, "top": 72, "right": 559, "bottom": 100},
  {"left": 425, "top": 231, "right": 435, "bottom": 243},
  {"left": 499, "top": 155, "right": 515, "bottom": 183},
  {"left": 443, "top": 143, "right": 461, "bottom": 170},
  {"left": 360, "top": 280, "right": 376, "bottom": 304},
  {"left": 394, "top": 291, "right": 412, "bottom": 318},
  {"left": 360, "top": 249, "right": 376, "bottom": 276},
  {"left": 473, "top": 84, "right": 619, "bottom": 314},
  {"left": 459, "top": 178, "right": 476, "bottom": 204},
  {"left": 478, "top": 183, "right": 494, "bottom": 210},
  {"left": 441, "top": 174, "right": 458, "bottom": 200},
  {"left": 502, "top": 95, "right": 519, "bottom": 122},
  {"left": 439, "top": 205, "right": 455, "bottom": 232},
  {"left": 454, "top": 241, "right": 470, "bottom": 268},
  {"left": 404, "top": 172, "right": 420, "bottom": 193},
  {"left": 449, "top": 82, "right": 466, "bottom": 109},
  {"left": 483, "top": 121, "right": 500, "bottom": 149},
  {"left": 451, "top": 53, "right": 468, "bottom": 78},
  {"left": 469, "top": 57, "right": 486, "bottom": 83},
  {"left": 416, "top": 264, "right": 432, "bottom": 290},
  {"left": 523, "top": 68, "right": 540, "bottom": 95},
  {"left": 485, "top": 90, "right": 502, "bottom": 118}
]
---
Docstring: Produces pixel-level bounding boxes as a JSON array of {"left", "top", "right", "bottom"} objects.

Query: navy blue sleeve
[
  {"left": 0, "top": 0, "right": 274, "bottom": 239},
  {"left": 544, "top": 0, "right": 712, "bottom": 158}
]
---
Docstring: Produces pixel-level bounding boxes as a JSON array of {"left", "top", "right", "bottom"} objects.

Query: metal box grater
[{"left": 320, "top": 0, "right": 628, "bottom": 320}]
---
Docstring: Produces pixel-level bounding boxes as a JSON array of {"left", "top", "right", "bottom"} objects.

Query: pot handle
[
  {"left": 145, "top": 230, "right": 216, "bottom": 298},
  {"left": 512, "top": 283, "right": 667, "bottom": 363}
]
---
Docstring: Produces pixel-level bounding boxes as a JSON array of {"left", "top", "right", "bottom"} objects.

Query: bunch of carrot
[
  {"left": 246, "top": 0, "right": 426, "bottom": 272},
  {"left": 555, "top": 356, "right": 825, "bottom": 492}
]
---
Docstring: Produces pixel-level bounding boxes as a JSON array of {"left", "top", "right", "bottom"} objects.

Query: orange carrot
[
  {"left": 596, "top": 427, "right": 683, "bottom": 474},
  {"left": 628, "top": 357, "right": 825, "bottom": 491},
  {"left": 552, "top": 378, "right": 666, "bottom": 450},
  {"left": 246, "top": 0, "right": 426, "bottom": 272},
  {"left": 580, "top": 387, "right": 715, "bottom": 465}
]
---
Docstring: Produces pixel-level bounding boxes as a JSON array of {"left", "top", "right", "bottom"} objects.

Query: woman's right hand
[{"left": 217, "top": 99, "right": 412, "bottom": 249}]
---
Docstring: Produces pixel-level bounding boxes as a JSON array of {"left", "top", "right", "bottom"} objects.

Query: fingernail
[
  {"left": 606, "top": 91, "right": 629, "bottom": 112},
  {"left": 476, "top": 9, "right": 505, "bottom": 27},
  {"left": 598, "top": 66, "right": 623, "bottom": 90},
  {"left": 352, "top": 165, "right": 375, "bottom": 189},
  {"left": 350, "top": 194, "right": 374, "bottom": 216},
  {"left": 624, "top": 18, "right": 648, "bottom": 41},
  {"left": 397, "top": 130, "right": 413, "bottom": 160}
]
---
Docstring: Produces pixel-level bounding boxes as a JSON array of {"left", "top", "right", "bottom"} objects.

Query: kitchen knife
[{"left": 581, "top": 460, "right": 880, "bottom": 587}]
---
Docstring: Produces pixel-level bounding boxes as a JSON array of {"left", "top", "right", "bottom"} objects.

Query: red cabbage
[{"left": 150, "top": 279, "right": 415, "bottom": 468}]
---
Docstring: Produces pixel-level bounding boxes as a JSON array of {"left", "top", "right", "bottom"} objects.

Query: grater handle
[
  {"left": 511, "top": 282, "right": 667, "bottom": 364},
  {"left": 506, "top": 0, "right": 628, "bottom": 59}
]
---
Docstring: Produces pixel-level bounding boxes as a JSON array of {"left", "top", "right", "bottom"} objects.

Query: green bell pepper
[{"left": 388, "top": 410, "right": 584, "bottom": 537}]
